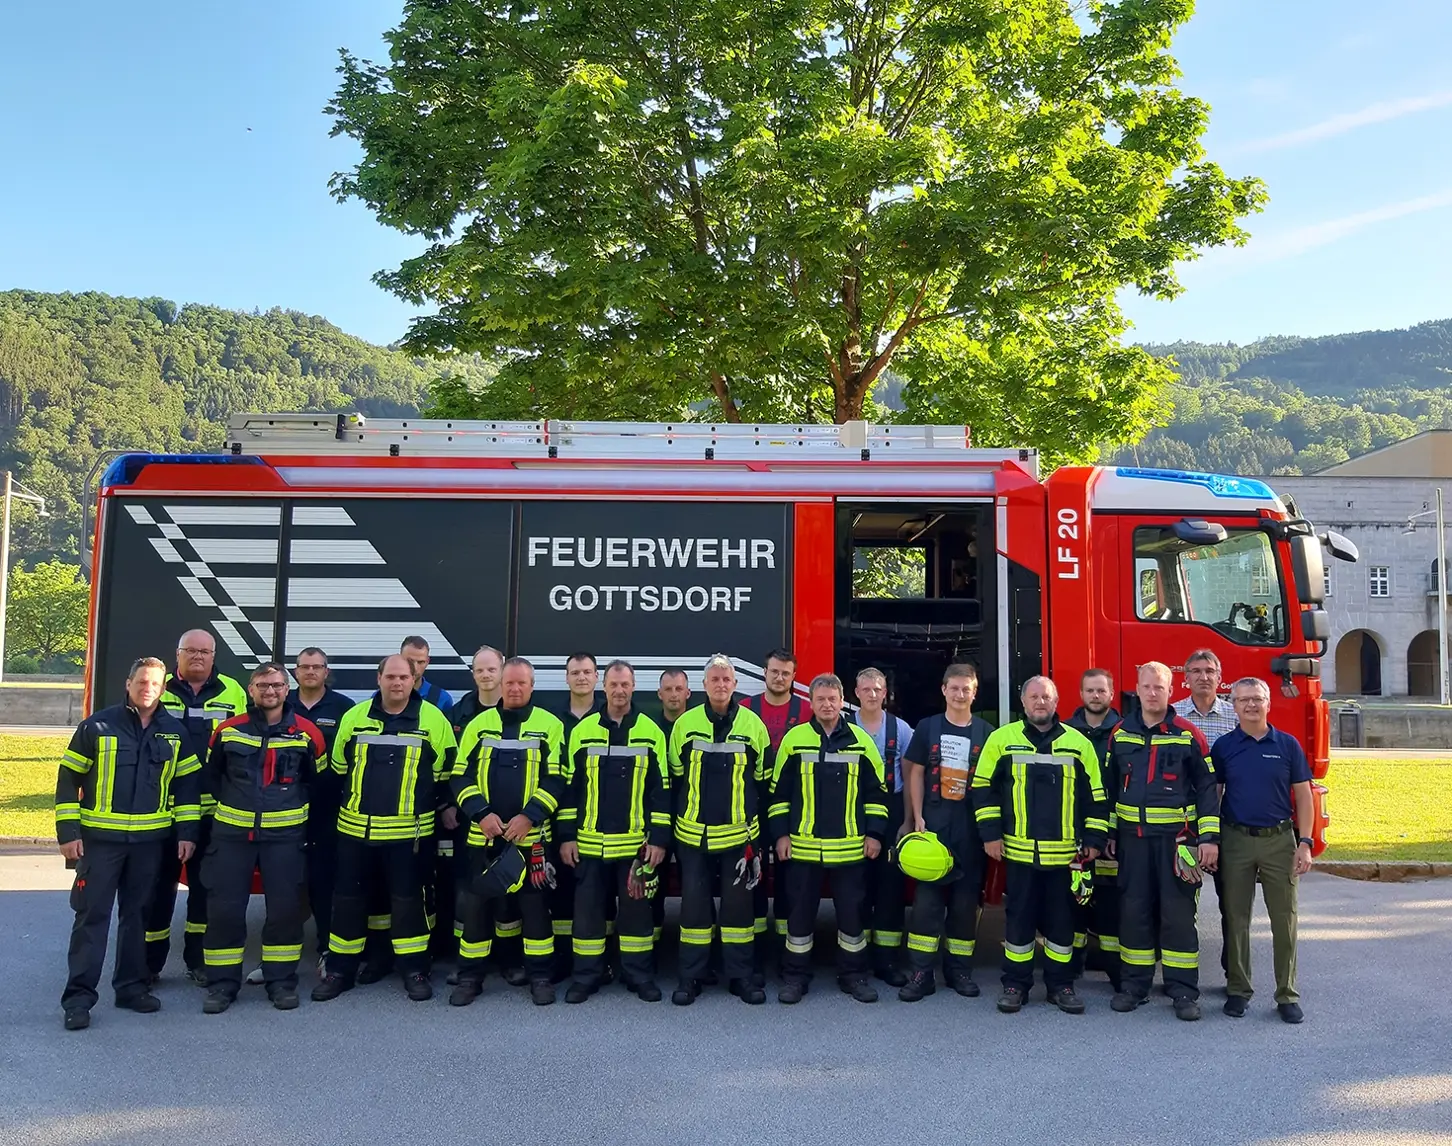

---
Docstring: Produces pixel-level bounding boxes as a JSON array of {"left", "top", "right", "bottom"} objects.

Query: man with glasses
[
  {"left": 145, "top": 630, "right": 247, "bottom": 984},
  {"left": 199, "top": 664, "right": 326, "bottom": 1014},
  {"left": 1213, "top": 677, "right": 1315, "bottom": 1024}
]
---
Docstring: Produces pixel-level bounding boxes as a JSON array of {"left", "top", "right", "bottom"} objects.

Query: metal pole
[
  {"left": 1434, "top": 490, "right": 1446, "bottom": 705},
  {"left": 0, "top": 470, "right": 11, "bottom": 686}
]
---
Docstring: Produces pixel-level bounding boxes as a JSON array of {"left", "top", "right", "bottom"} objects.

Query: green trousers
[{"left": 1220, "top": 826, "right": 1299, "bottom": 1004}]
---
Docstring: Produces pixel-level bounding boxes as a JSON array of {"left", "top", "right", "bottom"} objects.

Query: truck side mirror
[
  {"left": 1173, "top": 518, "right": 1228, "bottom": 545},
  {"left": 1320, "top": 529, "right": 1359, "bottom": 563},
  {"left": 1290, "top": 534, "right": 1325, "bottom": 605},
  {"left": 1301, "top": 609, "right": 1330, "bottom": 643}
]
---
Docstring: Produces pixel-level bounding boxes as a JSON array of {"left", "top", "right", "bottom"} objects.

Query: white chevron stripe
[
  {"left": 164, "top": 505, "right": 281, "bottom": 526},
  {"left": 289, "top": 539, "right": 384, "bottom": 565},
  {"left": 292, "top": 506, "right": 355, "bottom": 526}
]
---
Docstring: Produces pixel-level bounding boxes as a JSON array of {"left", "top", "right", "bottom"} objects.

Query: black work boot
[
  {"left": 1111, "top": 991, "right": 1147, "bottom": 1013},
  {"left": 202, "top": 990, "right": 235, "bottom": 1015},
  {"left": 269, "top": 987, "right": 300, "bottom": 1011},
  {"left": 945, "top": 969, "right": 980, "bottom": 997},
  {"left": 839, "top": 976, "right": 878, "bottom": 1003},
  {"left": 874, "top": 961, "right": 908, "bottom": 988},
  {"left": 671, "top": 980, "right": 701, "bottom": 1006},
  {"left": 404, "top": 973, "right": 433, "bottom": 1002},
  {"left": 116, "top": 992, "right": 162, "bottom": 1014},
  {"left": 449, "top": 978, "right": 482, "bottom": 1007},
  {"left": 729, "top": 978, "right": 767, "bottom": 1005},
  {"left": 1050, "top": 985, "right": 1086, "bottom": 1014},
  {"left": 777, "top": 979, "right": 808, "bottom": 1005},
  {"left": 63, "top": 1007, "right": 90, "bottom": 1031},
  {"left": 311, "top": 973, "right": 354, "bottom": 1002},
  {"left": 530, "top": 978, "right": 556, "bottom": 1006},
  {"left": 357, "top": 956, "right": 394, "bottom": 986},
  {"left": 996, "top": 986, "right": 1025, "bottom": 1014},
  {"left": 898, "top": 969, "right": 936, "bottom": 1002},
  {"left": 564, "top": 980, "right": 597, "bottom": 1004},
  {"left": 1173, "top": 996, "right": 1202, "bottom": 1022}
]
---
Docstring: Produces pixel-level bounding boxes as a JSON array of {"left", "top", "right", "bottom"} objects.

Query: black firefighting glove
[
  {"left": 733, "top": 841, "right": 762, "bottom": 890},
  {"left": 627, "top": 849, "right": 659, "bottom": 900},
  {"left": 528, "top": 841, "right": 557, "bottom": 890}
]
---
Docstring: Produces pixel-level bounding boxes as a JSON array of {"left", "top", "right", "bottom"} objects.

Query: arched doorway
[
  {"left": 1408, "top": 629, "right": 1444, "bottom": 697},
  {"left": 1334, "top": 629, "right": 1385, "bottom": 696}
]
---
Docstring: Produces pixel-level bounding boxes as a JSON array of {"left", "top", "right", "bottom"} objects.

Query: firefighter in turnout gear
[
  {"left": 553, "top": 652, "right": 603, "bottom": 982},
  {"left": 559, "top": 661, "right": 672, "bottom": 1003},
  {"left": 852, "top": 668, "right": 914, "bottom": 989},
  {"left": 449, "top": 656, "right": 564, "bottom": 1007},
  {"left": 668, "top": 655, "right": 772, "bottom": 1006},
  {"left": 57, "top": 657, "right": 201, "bottom": 1030},
  {"left": 313, "top": 655, "right": 456, "bottom": 1003},
  {"left": 445, "top": 645, "right": 506, "bottom": 984},
  {"left": 972, "top": 676, "right": 1109, "bottom": 1015},
  {"left": 199, "top": 663, "right": 325, "bottom": 1014},
  {"left": 768, "top": 673, "right": 889, "bottom": 1005},
  {"left": 145, "top": 628, "right": 247, "bottom": 982},
  {"left": 1106, "top": 662, "right": 1220, "bottom": 1021},
  {"left": 1066, "top": 668, "right": 1124, "bottom": 990},
  {"left": 742, "top": 648, "right": 809, "bottom": 961},
  {"left": 899, "top": 662, "right": 992, "bottom": 1002}
]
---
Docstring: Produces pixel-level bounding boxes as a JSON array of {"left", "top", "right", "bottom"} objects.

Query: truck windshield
[{"left": 1133, "top": 527, "right": 1287, "bottom": 646}]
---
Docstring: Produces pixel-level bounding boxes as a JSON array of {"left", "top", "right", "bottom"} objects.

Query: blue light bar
[
  {"left": 101, "top": 452, "right": 264, "bottom": 489},
  {"left": 1113, "top": 467, "right": 1276, "bottom": 501}
]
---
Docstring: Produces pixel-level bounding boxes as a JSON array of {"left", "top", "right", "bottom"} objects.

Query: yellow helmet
[{"left": 896, "top": 831, "right": 956, "bottom": 884}]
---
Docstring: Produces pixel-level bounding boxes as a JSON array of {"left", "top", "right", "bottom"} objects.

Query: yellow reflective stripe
[
  {"left": 145, "top": 928, "right": 170, "bottom": 943},
  {"left": 1059, "top": 758, "right": 1073, "bottom": 843},
  {"left": 618, "top": 935, "right": 654, "bottom": 953},
  {"left": 95, "top": 736, "right": 115, "bottom": 816},
  {"left": 459, "top": 938, "right": 492, "bottom": 959},
  {"left": 731, "top": 745, "right": 745, "bottom": 826},
  {"left": 845, "top": 759, "right": 859, "bottom": 839},
  {"left": 1161, "top": 949, "right": 1199, "bottom": 969},
  {"left": 584, "top": 754, "right": 600, "bottom": 837},
  {"left": 79, "top": 810, "right": 172, "bottom": 831},
  {"left": 907, "top": 933, "right": 938, "bottom": 953},
  {"left": 203, "top": 947, "right": 245, "bottom": 965},
  {"left": 330, "top": 936, "right": 366, "bottom": 955},
  {"left": 685, "top": 747, "right": 702, "bottom": 826},
  {"left": 801, "top": 757, "right": 816, "bottom": 839},
  {"left": 347, "top": 738, "right": 367, "bottom": 812},
  {"left": 523, "top": 937, "right": 553, "bottom": 957},
  {"left": 572, "top": 937, "right": 608, "bottom": 956},
  {"left": 262, "top": 944, "right": 303, "bottom": 961},
  {"left": 391, "top": 935, "right": 430, "bottom": 955},
  {"left": 630, "top": 754, "right": 646, "bottom": 837},
  {"left": 214, "top": 804, "right": 309, "bottom": 829},
  {"left": 1010, "top": 759, "right": 1026, "bottom": 837},
  {"left": 837, "top": 931, "right": 868, "bottom": 953},
  {"left": 219, "top": 729, "right": 263, "bottom": 747},
  {"left": 398, "top": 742, "right": 420, "bottom": 818},
  {"left": 56, "top": 802, "right": 81, "bottom": 823},
  {"left": 61, "top": 749, "right": 91, "bottom": 774}
]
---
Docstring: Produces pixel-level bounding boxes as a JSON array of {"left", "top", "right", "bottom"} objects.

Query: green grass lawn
[
  {"left": 0, "top": 733, "right": 65, "bottom": 838},
  {"left": 1318, "top": 758, "right": 1452, "bottom": 863},
  {"left": 1, "top": 734, "right": 1448, "bottom": 860}
]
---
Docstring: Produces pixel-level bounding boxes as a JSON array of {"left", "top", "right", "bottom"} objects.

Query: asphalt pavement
[{"left": 1, "top": 858, "right": 1450, "bottom": 1146}]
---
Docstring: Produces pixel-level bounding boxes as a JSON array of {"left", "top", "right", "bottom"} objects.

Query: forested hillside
[
  {"left": 0, "top": 290, "right": 492, "bottom": 563},
  {"left": 1114, "top": 318, "right": 1452, "bottom": 474}
]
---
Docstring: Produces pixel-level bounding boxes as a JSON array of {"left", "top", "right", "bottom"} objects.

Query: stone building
[{"left": 1263, "top": 429, "right": 1451, "bottom": 697}]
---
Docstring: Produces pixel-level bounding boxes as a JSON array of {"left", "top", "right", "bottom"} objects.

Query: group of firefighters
[{"left": 55, "top": 633, "right": 1316, "bottom": 1030}]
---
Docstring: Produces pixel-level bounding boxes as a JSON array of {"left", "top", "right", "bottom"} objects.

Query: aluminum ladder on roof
[{"left": 225, "top": 413, "right": 1039, "bottom": 475}]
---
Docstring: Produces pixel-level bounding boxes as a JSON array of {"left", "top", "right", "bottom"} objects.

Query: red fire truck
[{"left": 85, "top": 415, "right": 1355, "bottom": 848}]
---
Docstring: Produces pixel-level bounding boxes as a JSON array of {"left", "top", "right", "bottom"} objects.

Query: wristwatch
[{"left": 1297, "top": 836, "right": 1313, "bottom": 848}]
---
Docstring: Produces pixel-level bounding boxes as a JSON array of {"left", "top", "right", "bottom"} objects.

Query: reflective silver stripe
[
  {"left": 487, "top": 739, "right": 541, "bottom": 751},
  {"left": 585, "top": 745, "right": 650, "bottom": 758},
  {"left": 1020, "top": 754, "right": 1075, "bottom": 767},
  {"left": 822, "top": 752, "right": 858, "bottom": 765},
  {"left": 686, "top": 740, "right": 745, "bottom": 756},
  {"left": 355, "top": 733, "right": 425, "bottom": 746},
  {"left": 187, "top": 708, "right": 209, "bottom": 720}
]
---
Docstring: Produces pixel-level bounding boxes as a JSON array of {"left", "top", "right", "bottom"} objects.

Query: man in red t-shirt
[{"left": 741, "top": 648, "right": 811, "bottom": 971}]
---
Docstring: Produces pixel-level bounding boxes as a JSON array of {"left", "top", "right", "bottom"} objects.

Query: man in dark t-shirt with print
[{"left": 899, "top": 661, "right": 994, "bottom": 1001}]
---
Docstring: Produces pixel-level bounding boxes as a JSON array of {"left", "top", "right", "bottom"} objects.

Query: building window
[
  {"left": 1324, "top": 566, "right": 1332, "bottom": 597},
  {"left": 1369, "top": 565, "right": 1391, "bottom": 598},
  {"left": 1251, "top": 562, "right": 1272, "bottom": 597}
]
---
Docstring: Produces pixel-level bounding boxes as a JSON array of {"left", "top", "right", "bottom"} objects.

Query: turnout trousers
[
  {"left": 456, "top": 846, "right": 554, "bottom": 983},
  {"left": 906, "top": 849, "right": 984, "bottom": 976},
  {"left": 781, "top": 860, "right": 868, "bottom": 983},
  {"left": 867, "top": 793, "right": 907, "bottom": 971},
  {"left": 677, "top": 841, "right": 756, "bottom": 985},
  {"left": 549, "top": 859, "right": 575, "bottom": 978},
  {"left": 328, "top": 836, "right": 431, "bottom": 979},
  {"left": 1001, "top": 861, "right": 1075, "bottom": 993},
  {"left": 572, "top": 857, "right": 655, "bottom": 988},
  {"left": 306, "top": 782, "right": 339, "bottom": 959},
  {"left": 1117, "top": 833, "right": 1200, "bottom": 1002},
  {"left": 63, "top": 838, "right": 164, "bottom": 1011},
  {"left": 201, "top": 833, "right": 308, "bottom": 996},
  {"left": 145, "top": 817, "right": 211, "bottom": 975}
]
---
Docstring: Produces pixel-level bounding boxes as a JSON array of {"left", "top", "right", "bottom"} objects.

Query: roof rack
[{"left": 225, "top": 413, "right": 1038, "bottom": 474}]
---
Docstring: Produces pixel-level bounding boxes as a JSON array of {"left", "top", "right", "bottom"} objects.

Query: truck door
[{"left": 834, "top": 502, "right": 997, "bottom": 727}]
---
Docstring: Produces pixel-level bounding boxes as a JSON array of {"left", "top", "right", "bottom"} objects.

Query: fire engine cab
[{"left": 85, "top": 415, "right": 1356, "bottom": 848}]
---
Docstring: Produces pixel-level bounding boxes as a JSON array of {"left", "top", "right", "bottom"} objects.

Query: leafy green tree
[
  {"left": 4, "top": 560, "right": 90, "bottom": 666},
  {"left": 329, "top": 0, "right": 1263, "bottom": 449}
]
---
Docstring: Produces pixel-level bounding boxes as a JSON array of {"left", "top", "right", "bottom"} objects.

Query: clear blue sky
[{"left": 1, "top": 0, "right": 1449, "bottom": 349}]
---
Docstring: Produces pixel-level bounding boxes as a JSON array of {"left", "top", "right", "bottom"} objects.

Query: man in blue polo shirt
[{"left": 1211, "top": 676, "right": 1315, "bottom": 1024}]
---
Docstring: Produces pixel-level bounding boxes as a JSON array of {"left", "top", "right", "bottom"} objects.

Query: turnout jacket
[
  {"left": 768, "top": 718, "right": 889, "bottom": 865},
  {"left": 56, "top": 703, "right": 201, "bottom": 845},
  {"left": 668, "top": 702, "right": 772, "bottom": 852},
  {"left": 331, "top": 693, "right": 456, "bottom": 843},
  {"left": 1104, "top": 711, "right": 1219, "bottom": 840},
  {"left": 559, "top": 707, "right": 671, "bottom": 859},
  {"left": 163, "top": 672, "right": 248, "bottom": 814},
  {"left": 971, "top": 719, "right": 1109, "bottom": 868},
  {"left": 451, "top": 703, "right": 565, "bottom": 848},
  {"left": 205, "top": 703, "right": 326, "bottom": 839}
]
